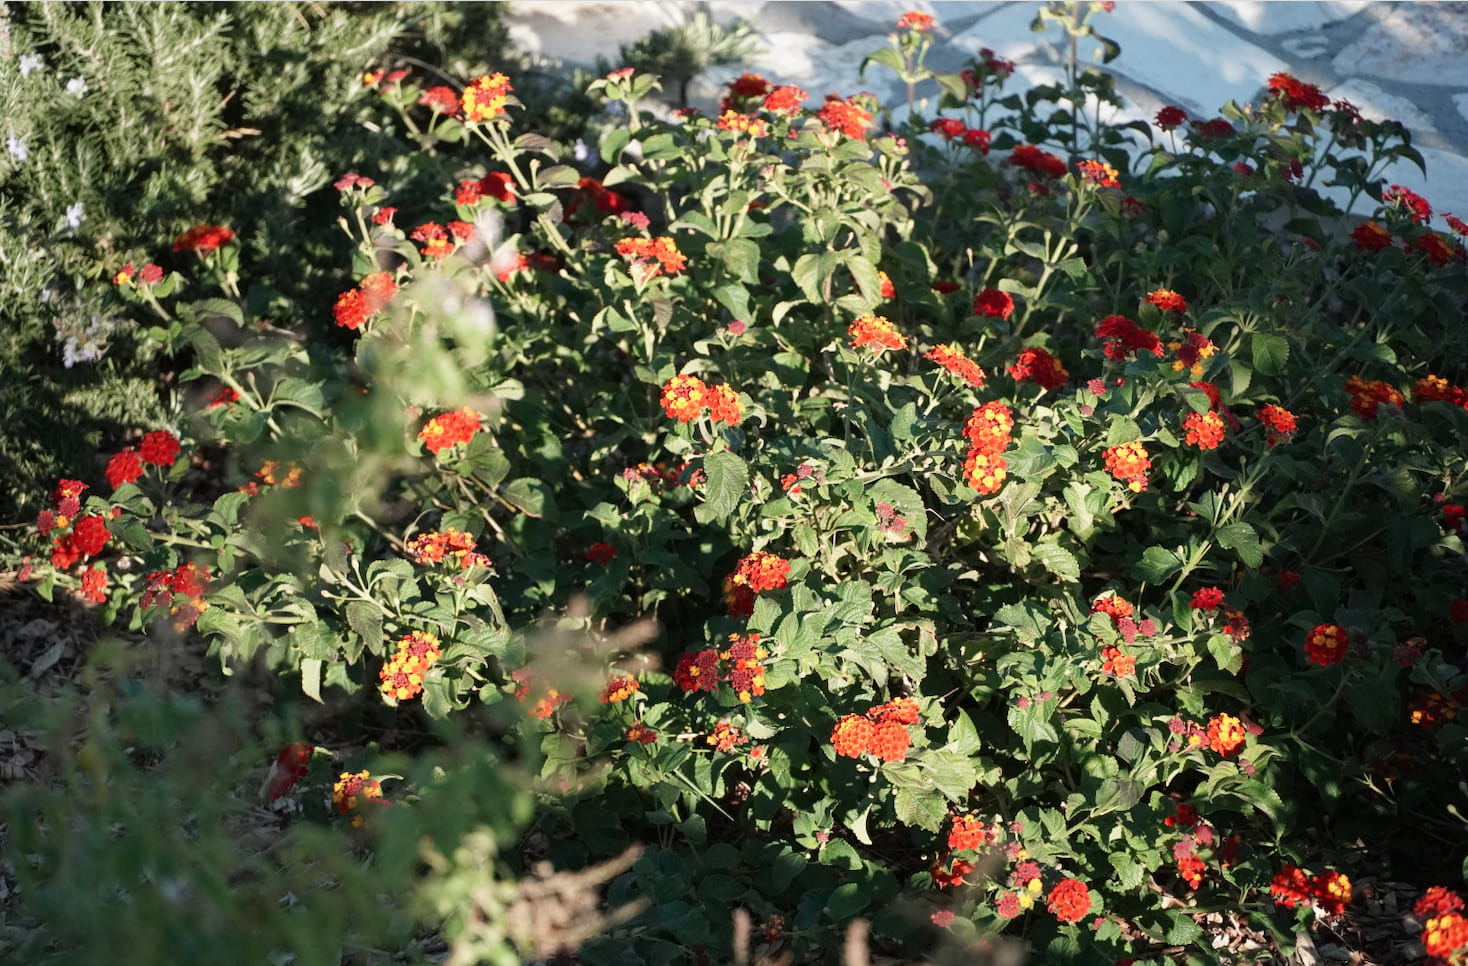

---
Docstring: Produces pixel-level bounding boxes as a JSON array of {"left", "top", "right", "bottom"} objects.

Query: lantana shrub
[{"left": 9, "top": 3, "right": 1468, "bottom": 963}]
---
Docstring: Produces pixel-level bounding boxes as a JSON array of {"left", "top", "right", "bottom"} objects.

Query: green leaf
[
  {"left": 867, "top": 479, "right": 926, "bottom": 543},
  {"left": 300, "top": 658, "right": 323, "bottom": 703},
  {"left": 1030, "top": 542, "right": 1079, "bottom": 582},
  {"left": 1164, "top": 911, "right": 1203, "bottom": 945},
  {"left": 825, "top": 882, "right": 868, "bottom": 920},
  {"left": 708, "top": 238, "right": 761, "bottom": 284},
  {"left": 1008, "top": 698, "right": 1059, "bottom": 746},
  {"left": 894, "top": 787, "right": 948, "bottom": 831},
  {"left": 696, "top": 451, "right": 749, "bottom": 524},
  {"left": 1215, "top": 521, "right": 1263, "bottom": 568},
  {"left": 1136, "top": 546, "right": 1181, "bottom": 583},
  {"left": 345, "top": 600, "right": 383, "bottom": 651},
  {"left": 1251, "top": 333, "right": 1289, "bottom": 377},
  {"left": 503, "top": 478, "right": 557, "bottom": 520},
  {"left": 859, "top": 46, "right": 906, "bottom": 80},
  {"left": 818, "top": 838, "right": 862, "bottom": 871},
  {"left": 189, "top": 298, "right": 245, "bottom": 328},
  {"left": 210, "top": 491, "right": 251, "bottom": 527}
]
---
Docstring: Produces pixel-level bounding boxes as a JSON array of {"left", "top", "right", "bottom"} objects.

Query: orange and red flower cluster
[
  {"left": 1103, "top": 440, "right": 1150, "bottom": 492},
  {"left": 1182, "top": 409, "right": 1225, "bottom": 450},
  {"left": 831, "top": 697, "right": 921, "bottom": 762},
  {"left": 333, "top": 272, "right": 397, "bottom": 330},
  {"left": 723, "top": 552, "right": 790, "bottom": 617},
  {"left": 332, "top": 770, "right": 385, "bottom": 826},
  {"left": 599, "top": 674, "right": 640, "bottom": 704},
  {"left": 947, "top": 813, "right": 992, "bottom": 851},
  {"left": 380, "top": 630, "right": 443, "bottom": 701},
  {"left": 1047, "top": 877, "right": 1093, "bottom": 924},
  {"left": 673, "top": 633, "right": 769, "bottom": 703},
  {"left": 406, "top": 528, "right": 488, "bottom": 569},
  {"left": 1008, "top": 346, "right": 1068, "bottom": 390},
  {"left": 925, "top": 344, "right": 986, "bottom": 388},
  {"left": 614, "top": 236, "right": 687, "bottom": 279},
  {"left": 659, "top": 374, "right": 743, "bottom": 425},
  {"left": 1100, "top": 644, "right": 1134, "bottom": 678},
  {"left": 1416, "top": 887, "right": 1468, "bottom": 963},
  {"left": 462, "top": 72, "right": 513, "bottom": 122},
  {"left": 418, "top": 407, "right": 482, "bottom": 455},
  {"left": 140, "top": 561, "right": 212, "bottom": 630},
  {"left": 716, "top": 110, "right": 768, "bottom": 138},
  {"left": 961, "top": 400, "right": 1014, "bottom": 495},
  {"left": 1270, "top": 864, "right": 1353, "bottom": 915},
  {"left": 1145, "top": 288, "right": 1188, "bottom": 313},
  {"left": 1257, "top": 404, "right": 1298, "bottom": 446},
  {"left": 263, "top": 742, "right": 312, "bottom": 802},
  {"left": 1344, "top": 375, "right": 1404, "bottom": 419},
  {"left": 1304, "top": 623, "right": 1348, "bottom": 666},
  {"left": 895, "top": 10, "right": 934, "bottom": 31},
  {"left": 848, "top": 314, "right": 906, "bottom": 353},
  {"left": 456, "top": 171, "right": 515, "bottom": 206},
  {"left": 817, "top": 97, "right": 872, "bottom": 140},
  {"left": 39, "top": 479, "right": 110, "bottom": 572},
  {"left": 173, "top": 224, "right": 235, "bottom": 255},
  {"left": 1077, "top": 159, "right": 1120, "bottom": 187}
]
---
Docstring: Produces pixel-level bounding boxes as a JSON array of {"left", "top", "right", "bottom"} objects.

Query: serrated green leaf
[
  {"left": 300, "top": 658, "right": 323, "bottom": 703},
  {"left": 345, "top": 600, "right": 383, "bottom": 651},
  {"left": 894, "top": 787, "right": 948, "bottom": 831},
  {"left": 502, "top": 478, "right": 557, "bottom": 520},
  {"left": 1030, "top": 542, "right": 1079, "bottom": 581},
  {"left": 698, "top": 451, "right": 748, "bottom": 523},
  {"left": 1137, "top": 546, "right": 1181, "bottom": 583},
  {"left": 1215, "top": 521, "right": 1263, "bottom": 568},
  {"left": 1251, "top": 333, "right": 1289, "bottom": 377}
]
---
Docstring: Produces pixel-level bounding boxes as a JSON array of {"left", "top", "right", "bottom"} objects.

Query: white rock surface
[
  {"left": 1207, "top": 1, "right": 1370, "bottom": 35},
  {"left": 1329, "top": 79, "right": 1438, "bottom": 135},
  {"left": 1331, "top": 3, "right": 1468, "bottom": 86},
  {"left": 504, "top": 2, "right": 688, "bottom": 67},
  {"left": 1454, "top": 92, "right": 1468, "bottom": 128}
]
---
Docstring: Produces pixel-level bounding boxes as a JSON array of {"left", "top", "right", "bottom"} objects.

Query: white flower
[
  {"left": 18, "top": 53, "right": 44, "bottom": 77},
  {"left": 65, "top": 76, "right": 88, "bottom": 98},
  {"left": 65, "top": 201, "right": 85, "bottom": 228},
  {"left": 6, "top": 132, "right": 28, "bottom": 163}
]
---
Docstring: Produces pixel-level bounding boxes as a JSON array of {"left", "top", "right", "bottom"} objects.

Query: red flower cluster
[
  {"left": 1205, "top": 713, "right": 1247, "bottom": 756},
  {"left": 817, "top": 97, "right": 873, "bottom": 140},
  {"left": 1267, "top": 72, "right": 1329, "bottom": 112},
  {"left": 407, "top": 528, "right": 488, "bottom": 569},
  {"left": 419, "top": 407, "right": 482, "bottom": 455},
  {"left": 140, "top": 561, "right": 212, "bottom": 629},
  {"left": 1304, "top": 623, "right": 1348, "bottom": 666},
  {"left": 586, "top": 542, "right": 617, "bottom": 566},
  {"left": 106, "top": 450, "right": 144, "bottom": 489},
  {"left": 895, "top": 10, "right": 934, "bottom": 30},
  {"left": 720, "top": 72, "right": 771, "bottom": 112},
  {"left": 1384, "top": 184, "right": 1432, "bottom": 224},
  {"left": 1171, "top": 330, "right": 1215, "bottom": 376},
  {"left": 659, "top": 374, "right": 742, "bottom": 425},
  {"left": 1047, "top": 878, "right": 1092, "bottom": 924},
  {"left": 1008, "top": 346, "right": 1069, "bottom": 389},
  {"left": 456, "top": 171, "right": 515, "bottom": 206},
  {"left": 566, "top": 177, "right": 630, "bottom": 220},
  {"left": 139, "top": 429, "right": 181, "bottom": 467},
  {"left": 1270, "top": 865, "right": 1353, "bottom": 915},
  {"left": 1406, "top": 230, "right": 1463, "bottom": 267},
  {"left": 1344, "top": 375, "right": 1404, "bottom": 420},
  {"left": 1413, "top": 375, "right": 1468, "bottom": 408},
  {"left": 762, "top": 84, "right": 807, "bottom": 114},
  {"left": 615, "top": 236, "right": 687, "bottom": 279},
  {"left": 1190, "top": 586, "right": 1225, "bottom": 611},
  {"left": 706, "top": 719, "right": 748, "bottom": 752},
  {"left": 947, "top": 813, "right": 991, "bottom": 851},
  {"left": 962, "top": 400, "right": 1014, "bottom": 495},
  {"left": 831, "top": 697, "right": 921, "bottom": 762},
  {"left": 263, "top": 742, "right": 312, "bottom": 802},
  {"left": 723, "top": 552, "right": 790, "bottom": 617},
  {"left": 1103, "top": 440, "right": 1150, "bottom": 492},
  {"left": 925, "top": 343, "right": 986, "bottom": 388},
  {"left": 1010, "top": 144, "right": 1067, "bottom": 178},
  {"left": 1183, "top": 409, "right": 1225, "bottom": 450},
  {"left": 848, "top": 314, "right": 906, "bottom": 353},
  {"left": 462, "top": 72, "right": 513, "bottom": 122},
  {"left": 1351, "top": 221, "right": 1393, "bottom": 251},
  {"left": 418, "top": 85, "right": 460, "bottom": 116},
  {"left": 173, "top": 224, "right": 235, "bottom": 255},
  {"left": 1095, "top": 314, "right": 1161, "bottom": 360},
  {"left": 1257, "top": 404, "right": 1298, "bottom": 446},
  {"left": 333, "top": 272, "right": 397, "bottom": 330},
  {"left": 380, "top": 630, "right": 443, "bottom": 701},
  {"left": 974, "top": 287, "right": 1014, "bottom": 321},
  {"left": 674, "top": 633, "right": 769, "bottom": 703},
  {"left": 1155, "top": 106, "right": 1188, "bottom": 130}
]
